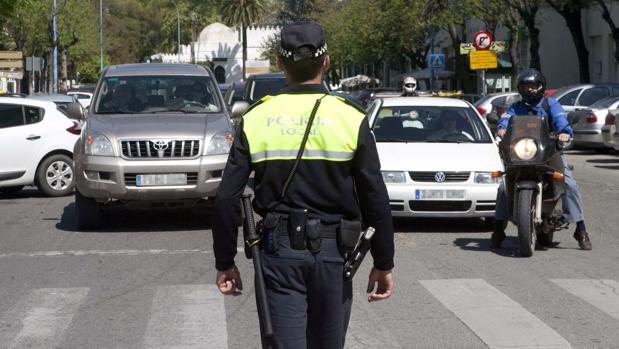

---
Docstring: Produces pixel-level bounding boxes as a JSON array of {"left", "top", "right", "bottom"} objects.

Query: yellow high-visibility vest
[{"left": 242, "top": 94, "right": 365, "bottom": 164}]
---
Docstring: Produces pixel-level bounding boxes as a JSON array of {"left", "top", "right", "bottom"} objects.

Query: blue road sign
[{"left": 429, "top": 54, "right": 446, "bottom": 69}]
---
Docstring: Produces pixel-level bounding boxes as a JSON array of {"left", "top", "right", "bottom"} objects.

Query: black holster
[{"left": 338, "top": 219, "right": 362, "bottom": 257}]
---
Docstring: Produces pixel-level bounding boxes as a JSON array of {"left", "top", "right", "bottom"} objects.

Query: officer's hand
[
  {"left": 497, "top": 128, "right": 506, "bottom": 138},
  {"left": 216, "top": 265, "right": 243, "bottom": 296},
  {"left": 558, "top": 133, "right": 570, "bottom": 142},
  {"left": 367, "top": 268, "right": 393, "bottom": 303}
]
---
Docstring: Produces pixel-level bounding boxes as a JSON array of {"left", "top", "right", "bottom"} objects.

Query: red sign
[{"left": 473, "top": 31, "right": 493, "bottom": 51}]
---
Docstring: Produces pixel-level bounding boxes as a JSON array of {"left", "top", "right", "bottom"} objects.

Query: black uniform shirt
[{"left": 212, "top": 84, "right": 395, "bottom": 272}]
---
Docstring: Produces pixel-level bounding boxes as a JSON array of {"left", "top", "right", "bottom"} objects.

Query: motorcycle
[{"left": 497, "top": 114, "right": 573, "bottom": 257}]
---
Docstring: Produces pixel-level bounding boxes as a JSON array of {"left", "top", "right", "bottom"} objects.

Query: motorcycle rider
[
  {"left": 490, "top": 69, "right": 592, "bottom": 251},
  {"left": 401, "top": 76, "right": 419, "bottom": 96}
]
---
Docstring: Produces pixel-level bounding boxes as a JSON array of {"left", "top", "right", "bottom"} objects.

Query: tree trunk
[
  {"left": 521, "top": 5, "right": 541, "bottom": 70},
  {"left": 557, "top": 5, "right": 590, "bottom": 83},
  {"left": 190, "top": 18, "right": 197, "bottom": 64},
  {"left": 242, "top": 23, "right": 247, "bottom": 80},
  {"left": 596, "top": 0, "right": 619, "bottom": 63},
  {"left": 509, "top": 28, "right": 521, "bottom": 89}
]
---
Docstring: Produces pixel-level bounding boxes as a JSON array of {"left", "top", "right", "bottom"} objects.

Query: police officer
[
  {"left": 401, "top": 76, "right": 418, "bottom": 96},
  {"left": 491, "top": 68, "right": 592, "bottom": 250},
  {"left": 212, "top": 21, "right": 395, "bottom": 348}
]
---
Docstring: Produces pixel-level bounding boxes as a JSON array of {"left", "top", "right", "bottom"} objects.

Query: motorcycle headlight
[
  {"left": 84, "top": 132, "right": 114, "bottom": 156},
  {"left": 513, "top": 138, "right": 538, "bottom": 160},
  {"left": 382, "top": 171, "right": 406, "bottom": 183},
  {"left": 206, "top": 130, "right": 233, "bottom": 155},
  {"left": 474, "top": 172, "right": 499, "bottom": 184}
]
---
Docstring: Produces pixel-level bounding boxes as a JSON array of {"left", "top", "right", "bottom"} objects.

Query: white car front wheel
[{"left": 37, "top": 154, "right": 75, "bottom": 197}]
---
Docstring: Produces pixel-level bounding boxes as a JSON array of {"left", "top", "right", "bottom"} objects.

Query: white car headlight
[
  {"left": 474, "top": 172, "right": 499, "bottom": 184},
  {"left": 206, "top": 130, "right": 233, "bottom": 155},
  {"left": 513, "top": 138, "right": 538, "bottom": 160},
  {"left": 382, "top": 171, "right": 406, "bottom": 183},
  {"left": 84, "top": 132, "right": 114, "bottom": 156}
]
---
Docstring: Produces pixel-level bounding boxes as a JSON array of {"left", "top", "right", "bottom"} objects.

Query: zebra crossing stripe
[
  {"left": 551, "top": 279, "right": 619, "bottom": 321},
  {"left": 0, "top": 287, "right": 89, "bottom": 349},
  {"left": 420, "top": 279, "right": 572, "bottom": 349},
  {"left": 143, "top": 284, "right": 228, "bottom": 349}
]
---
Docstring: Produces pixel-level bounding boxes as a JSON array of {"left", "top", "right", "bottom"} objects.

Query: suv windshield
[
  {"left": 372, "top": 106, "right": 492, "bottom": 143},
  {"left": 94, "top": 76, "right": 221, "bottom": 114}
]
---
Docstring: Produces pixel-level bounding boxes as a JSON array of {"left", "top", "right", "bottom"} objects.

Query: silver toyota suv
[{"left": 73, "top": 64, "right": 232, "bottom": 229}]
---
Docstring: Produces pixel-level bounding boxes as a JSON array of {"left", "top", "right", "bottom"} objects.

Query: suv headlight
[
  {"left": 513, "top": 138, "right": 537, "bottom": 160},
  {"left": 206, "top": 130, "right": 233, "bottom": 155},
  {"left": 84, "top": 132, "right": 114, "bottom": 156},
  {"left": 474, "top": 172, "right": 499, "bottom": 184},
  {"left": 382, "top": 171, "right": 406, "bottom": 183}
]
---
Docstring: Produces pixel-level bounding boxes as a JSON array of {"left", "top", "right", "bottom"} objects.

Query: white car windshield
[
  {"left": 94, "top": 76, "right": 221, "bottom": 114},
  {"left": 372, "top": 106, "right": 492, "bottom": 143}
]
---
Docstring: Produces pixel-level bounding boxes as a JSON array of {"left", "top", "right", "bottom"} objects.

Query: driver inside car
[{"left": 429, "top": 109, "right": 474, "bottom": 141}]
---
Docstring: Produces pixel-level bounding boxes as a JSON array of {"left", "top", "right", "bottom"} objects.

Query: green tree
[{"left": 221, "top": 0, "right": 268, "bottom": 79}]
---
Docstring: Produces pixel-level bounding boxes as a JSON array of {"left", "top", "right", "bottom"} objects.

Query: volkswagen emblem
[
  {"left": 434, "top": 172, "right": 446, "bottom": 183},
  {"left": 153, "top": 140, "right": 169, "bottom": 151}
]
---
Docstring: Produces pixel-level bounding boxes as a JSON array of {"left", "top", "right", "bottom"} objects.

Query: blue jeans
[{"left": 495, "top": 156, "right": 585, "bottom": 224}]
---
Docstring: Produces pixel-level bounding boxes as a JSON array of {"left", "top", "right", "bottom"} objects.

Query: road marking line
[
  {"left": 552, "top": 279, "right": 619, "bottom": 320},
  {"left": 0, "top": 288, "right": 89, "bottom": 349},
  {"left": 0, "top": 248, "right": 244, "bottom": 258},
  {"left": 420, "top": 279, "right": 572, "bottom": 349},
  {"left": 346, "top": 295, "right": 399, "bottom": 349},
  {"left": 143, "top": 284, "right": 227, "bottom": 349}
]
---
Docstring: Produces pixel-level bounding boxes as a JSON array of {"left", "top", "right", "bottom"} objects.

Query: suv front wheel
[{"left": 75, "top": 191, "right": 101, "bottom": 229}]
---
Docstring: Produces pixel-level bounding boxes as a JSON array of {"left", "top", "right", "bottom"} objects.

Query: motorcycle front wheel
[{"left": 516, "top": 189, "right": 536, "bottom": 257}]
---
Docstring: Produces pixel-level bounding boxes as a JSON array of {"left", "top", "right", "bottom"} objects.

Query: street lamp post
[
  {"left": 52, "top": 0, "right": 58, "bottom": 93},
  {"left": 100, "top": 0, "right": 104, "bottom": 71}
]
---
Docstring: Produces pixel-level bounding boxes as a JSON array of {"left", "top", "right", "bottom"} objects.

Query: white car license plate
[
  {"left": 415, "top": 189, "right": 465, "bottom": 200},
  {"left": 135, "top": 173, "right": 187, "bottom": 187}
]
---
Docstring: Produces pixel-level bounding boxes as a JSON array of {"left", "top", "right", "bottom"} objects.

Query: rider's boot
[
  {"left": 573, "top": 221, "right": 592, "bottom": 250},
  {"left": 490, "top": 220, "right": 507, "bottom": 248}
]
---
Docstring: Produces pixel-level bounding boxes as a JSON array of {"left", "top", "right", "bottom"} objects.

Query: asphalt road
[{"left": 0, "top": 150, "right": 617, "bottom": 349}]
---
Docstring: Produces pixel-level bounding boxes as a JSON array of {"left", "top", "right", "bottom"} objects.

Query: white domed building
[{"left": 152, "top": 22, "right": 279, "bottom": 83}]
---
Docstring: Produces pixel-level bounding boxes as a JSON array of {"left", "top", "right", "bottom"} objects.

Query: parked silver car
[
  {"left": 73, "top": 64, "right": 232, "bottom": 229},
  {"left": 552, "top": 83, "right": 619, "bottom": 113},
  {"left": 569, "top": 96, "right": 619, "bottom": 149}
]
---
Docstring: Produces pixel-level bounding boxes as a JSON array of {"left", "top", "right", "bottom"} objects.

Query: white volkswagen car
[
  {"left": 367, "top": 97, "right": 504, "bottom": 218},
  {"left": 0, "top": 97, "right": 80, "bottom": 196}
]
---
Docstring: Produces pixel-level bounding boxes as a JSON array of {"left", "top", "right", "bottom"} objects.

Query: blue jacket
[{"left": 497, "top": 97, "right": 574, "bottom": 136}]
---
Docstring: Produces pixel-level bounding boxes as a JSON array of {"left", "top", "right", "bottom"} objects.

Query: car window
[
  {"left": 505, "top": 94, "right": 521, "bottom": 105},
  {"left": 0, "top": 104, "right": 24, "bottom": 129},
  {"left": 578, "top": 87, "right": 610, "bottom": 106},
  {"left": 249, "top": 78, "right": 287, "bottom": 104},
  {"left": 589, "top": 96, "right": 619, "bottom": 109},
  {"left": 24, "top": 106, "right": 44, "bottom": 124},
  {"left": 77, "top": 94, "right": 91, "bottom": 100},
  {"left": 94, "top": 75, "right": 222, "bottom": 114},
  {"left": 558, "top": 89, "right": 581, "bottom": 106},
  {"left": 612, "top": 87, "right": 619, "bottom": 96},
  {"left": 490, "top": 96, "right": 506, "bottom": 107},
  {"left": 371, "top": 105, "right": 492, "bottom": 143}
]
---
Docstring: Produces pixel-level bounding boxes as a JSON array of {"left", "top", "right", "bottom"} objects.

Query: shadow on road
[
  {"left": 0, "top": 187, "right": 48, "bottom": 200},
  {"left": 57, "top": 202, "right": 214, "bottom": 233},
  {"left": 453, "top": 236, "right": 520, "bottom": 257},
  {"left": 394, "top": 217, "right": 493, "bottom": 233}
]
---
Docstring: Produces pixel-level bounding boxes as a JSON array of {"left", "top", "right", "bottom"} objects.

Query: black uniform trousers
[{"left": 259, "top": 235, "right": 353, "bottom": 349}]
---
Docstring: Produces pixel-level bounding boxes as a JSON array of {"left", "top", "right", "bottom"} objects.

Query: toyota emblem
[
  {"left": 153, "top": 140, "right": 169, "bottom": 151},
  {"left": 434, "top": 172, "right": 446, "bottom": 183}
]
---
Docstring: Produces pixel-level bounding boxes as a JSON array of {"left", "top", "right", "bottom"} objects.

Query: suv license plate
[
  {"left": 135, "top": 174, "right": 187, "bottom": 187},
  {"left": 415, "top": 189, "right": 465, "bottom": 200}
]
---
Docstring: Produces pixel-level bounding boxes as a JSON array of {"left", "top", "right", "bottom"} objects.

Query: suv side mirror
[
  {"left": 231, "top": 101, "right": 249, "bottom": 120},
  {"left": 66, "top": 102, "right": 85, "bottom": 121}
]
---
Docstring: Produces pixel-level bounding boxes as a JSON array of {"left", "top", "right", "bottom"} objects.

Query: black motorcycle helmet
[{"left": 517, "top": 68, "right": 546, "bottom": 105}]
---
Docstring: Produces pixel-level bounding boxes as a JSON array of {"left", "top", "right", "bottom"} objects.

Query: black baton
[
  {"left": 241, "top": 194, "right": 274, "bottom": 339},
  {"left": 344, "top": 227, "right": 375, "bottom": 281}
]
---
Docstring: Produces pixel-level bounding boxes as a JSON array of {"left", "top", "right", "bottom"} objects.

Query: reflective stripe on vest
[{"left": 243, "top": 94, "right": 365, "bottom": 163}]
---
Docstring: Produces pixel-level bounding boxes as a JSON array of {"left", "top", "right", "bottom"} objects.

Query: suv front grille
[
  {"left": 120, "top": 140, "right": 200, "bottom": 159},
  {"left": 409, "top": 171, "right": 471, "bottom": 182}
]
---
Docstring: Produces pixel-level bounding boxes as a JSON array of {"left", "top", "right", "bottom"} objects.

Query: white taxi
[{"left": 367, "top": 97, "right": 504, "bottom": 218}]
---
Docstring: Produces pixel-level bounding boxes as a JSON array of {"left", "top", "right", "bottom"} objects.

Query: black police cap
[{"left": 279, "top": 21, "right": 327, "bottom": 62}]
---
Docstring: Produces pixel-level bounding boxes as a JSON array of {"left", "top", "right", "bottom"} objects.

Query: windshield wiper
[{"left": 377, "top": 138, "right": 409, "bottom": 142}]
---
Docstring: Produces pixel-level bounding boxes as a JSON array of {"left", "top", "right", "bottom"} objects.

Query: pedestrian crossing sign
[{"left": 429, "top": 54, "right": 446, "bottom": 69}]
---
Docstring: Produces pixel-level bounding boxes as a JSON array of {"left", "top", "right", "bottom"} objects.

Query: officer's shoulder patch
[
  {"left": 244, "top": 95, "right": 274, "bottom": 115},
  {"left": 332, "top": 95, "right": 365, "bottom": 114}
]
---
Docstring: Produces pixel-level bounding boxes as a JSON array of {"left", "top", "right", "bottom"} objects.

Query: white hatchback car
[
  {"left": 367, "top": 97, "right": 504, "bottom": 218},
  {"left": 0, "top": 97, "right": 80, "bottom": 196}
]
